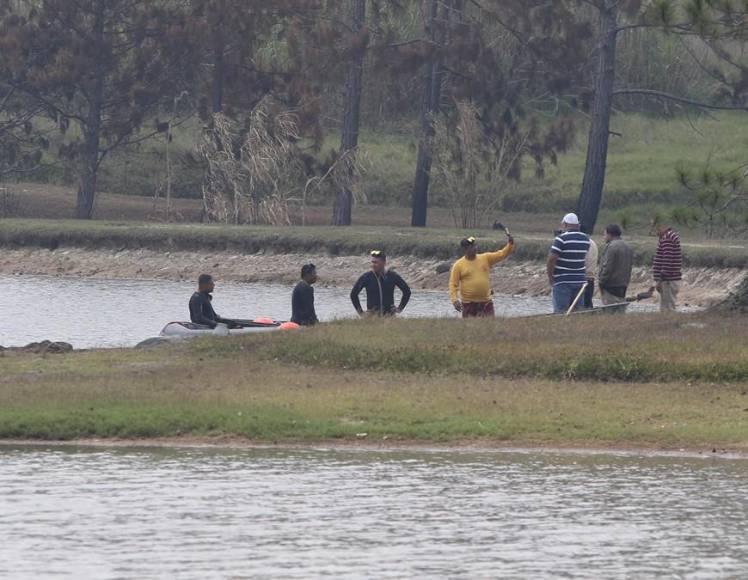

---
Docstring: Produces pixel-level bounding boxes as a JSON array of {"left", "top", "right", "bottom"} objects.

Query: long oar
[{"left": 566, "top": 281, "right": 589, "bottom": 316}]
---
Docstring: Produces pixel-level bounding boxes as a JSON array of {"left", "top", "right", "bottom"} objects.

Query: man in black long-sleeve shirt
[
  {"left": 350, "top": 251, "right": 411, "bottom": 316},
  {"left": 189, "top": 274, "right": 232, "bottom": 328},
  {"left": 291, "top": 264, "right": 319, "bottom": 326}
]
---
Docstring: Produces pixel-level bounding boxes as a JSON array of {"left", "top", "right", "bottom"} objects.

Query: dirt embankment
[{"left": 1, "top": 246, "right": 743, "bottom": 307}]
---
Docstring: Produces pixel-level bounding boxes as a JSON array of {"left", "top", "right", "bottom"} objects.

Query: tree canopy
[{"left": 0, "top": 0, "right": 745, "bottom": 225}]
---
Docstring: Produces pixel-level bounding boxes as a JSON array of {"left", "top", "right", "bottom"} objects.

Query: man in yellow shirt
[{"left": 450, "top": 235, "right": 515, "bottom": 317}]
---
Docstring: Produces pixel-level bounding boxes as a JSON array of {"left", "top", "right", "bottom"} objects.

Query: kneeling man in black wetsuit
[
  {"left": 189, "top": 274, "right": 236, "bottom": 328},
  {"left": 291, "top": 263, "right": 319, "bottom": 326},
  {"left": 350, "top": 251, "right": 411, "bottom": 317}
]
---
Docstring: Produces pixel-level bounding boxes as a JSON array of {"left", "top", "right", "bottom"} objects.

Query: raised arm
[{"left": 485, "top": 239, "right": 515, "bottom": 266}]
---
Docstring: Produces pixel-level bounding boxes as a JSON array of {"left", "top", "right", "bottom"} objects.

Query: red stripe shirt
[{"left": 653, "top": 228, "right": 682, "bottom": 281}]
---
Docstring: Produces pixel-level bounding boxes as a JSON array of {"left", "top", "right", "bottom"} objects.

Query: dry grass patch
[
  {"left": 256, "top": 313, "right": 748, "bottom": 382},
  {"left": 0, "top": 333, "right": 746, "bottom": 447}
]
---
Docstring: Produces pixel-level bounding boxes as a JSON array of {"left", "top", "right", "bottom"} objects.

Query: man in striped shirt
[
  {"left": 547, "top": 213, "right": 591, "bottom": 313},
  {"left": 653, "top": 223, "right": 683, "bottom": 312}
]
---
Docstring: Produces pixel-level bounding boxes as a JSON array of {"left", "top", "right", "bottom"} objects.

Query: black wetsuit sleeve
[
  {"left": 189, "top": 294, "right": 218, "bottom": 328},
  {"left": 394, "top": 273, "right": 411, "bottom": 311},
  {"left": 309, "top": 287, "right": 318, "bottom": 324},
  {"left": 350, "top": 274, "right": 366, "bottom": 313}
]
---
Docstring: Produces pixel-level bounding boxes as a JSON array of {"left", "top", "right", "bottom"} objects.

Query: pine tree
[
  {"left": 186, "top": 1, "right": 322, "bottom": 119},
  {"left": 576, "top": 0, "right": 748, "bottom": 233},
  {"left": 1, "top": 0, "right": 189, "bottom": 219},
  {"left": 332, "top": 0, "right": 368, "bottom": 226},
  {"left": 410, "top": 0, "right": 590, "bottom": 227},
  {"left": 410, "top": 0, "right": 447, "bottom": 228},
  {"left": 183, "top": 1, "right": 331, "bottom": 223}
]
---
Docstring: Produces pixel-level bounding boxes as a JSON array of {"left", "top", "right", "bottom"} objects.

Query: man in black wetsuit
[
  {"left": 350, "top": 251, "right": 411, "bottom": 317},
  {"left": 291, "top": 263, "right": 319, "bottom": 326},
  {"left": 189, "top": 274, "right": 233, "bottom": 328}
]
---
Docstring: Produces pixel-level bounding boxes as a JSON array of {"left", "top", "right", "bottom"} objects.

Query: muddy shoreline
[
  {"left": 1, "top": 437, "right": 746, "bottom": 460},
  {"left": 1, "top": 246, "right": 743, "bottom": 306}
]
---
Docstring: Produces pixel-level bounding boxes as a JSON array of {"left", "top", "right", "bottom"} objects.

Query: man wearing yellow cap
[{"left": 450, "top": 235, "right": 515, "bottom": 318}]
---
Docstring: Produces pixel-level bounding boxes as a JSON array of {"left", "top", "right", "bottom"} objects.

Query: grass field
[{"left": 1, "top": 314, "right": 747, "bottom": 448}]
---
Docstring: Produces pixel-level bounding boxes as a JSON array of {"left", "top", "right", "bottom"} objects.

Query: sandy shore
[
  {"left": 1, "top": 246, "right": 744, "bottom": 306},
  {"left": 1, "top": 437, "right": 746, "bottom": 460}
]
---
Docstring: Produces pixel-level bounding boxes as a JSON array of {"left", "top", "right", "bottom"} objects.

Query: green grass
[
  {"left": 1, "top": 314, "right": 747, "bottom": 447},
  {"left": 246, "top": 314, "right": 748, "bottom": 383},
  {"left": 510, "top": 112, "right": 748, "bottom": 215}
]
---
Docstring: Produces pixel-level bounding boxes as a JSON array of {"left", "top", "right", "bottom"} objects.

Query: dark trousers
[
  {"left": 583, "top": 279, "right": 595, "bottom": 309},
  {"left": 462, "top": 301, "right": 495, "bottom": 318}
]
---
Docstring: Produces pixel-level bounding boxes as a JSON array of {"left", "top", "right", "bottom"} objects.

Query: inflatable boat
[{"left": 160, "top": 318, "right": 298, "bottom": 338}]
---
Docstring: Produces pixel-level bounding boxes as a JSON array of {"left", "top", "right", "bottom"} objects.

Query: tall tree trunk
[
  {"left": 332, "top": 0, "right": 366, "bottom": 226},
  {"left": 411, "top": 0, "right": 445, "bottom": 228},
  {"left": 75, "top": 1, "right": 105, "bottom": 220},
  {"left": 76, "top": 147, "right": 99, "bottom": 220},
  {"left": 211, "top": 37, "right": 225, "bottom": 113},
  {"left": 576, "top": 1, "right": 618, "bottom": 234}
]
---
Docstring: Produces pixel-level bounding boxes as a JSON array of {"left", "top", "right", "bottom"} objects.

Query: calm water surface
[
  {"left": 1, "top": 274, "right": 555, "bottom": 348},
  {"left": 1, "top": 275, "right": 663, "bottom": 349},
  {"left": 0, "top": 446, "right": 746, "bottom": 579}
]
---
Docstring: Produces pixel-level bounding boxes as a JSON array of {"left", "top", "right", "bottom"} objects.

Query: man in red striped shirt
[{"left": 653, "top": 223, "right": 682, "bottom": 312}]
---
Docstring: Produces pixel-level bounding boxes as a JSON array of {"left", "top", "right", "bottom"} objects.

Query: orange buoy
[
  {"left": 279, "top": 322, "right": 301, "bottom": 331},
  {"left": 254, "top": 317, "right": 274, "bottom": 325}
]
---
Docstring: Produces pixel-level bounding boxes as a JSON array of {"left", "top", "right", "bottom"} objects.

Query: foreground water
[
  {"left": 1, "top": 274, "right": 555, "bottom": 348},
  {"left": 1, "top": 446, "right": 746, "bottom": 578}
]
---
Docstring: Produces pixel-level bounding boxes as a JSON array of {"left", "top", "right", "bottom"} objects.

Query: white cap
[{"left": 562, "top": 213, "right": 580, "bottom": 225}]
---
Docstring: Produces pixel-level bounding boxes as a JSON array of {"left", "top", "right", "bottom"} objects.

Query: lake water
[
  {"left": 1, "top": 274, "right": 558, "bottom": 348},
  {"left": 1, "top": 274, "right": 664, "bottom": 349},
  {"left": 1, "top": 445, "right": 746, "bottom": 578}
]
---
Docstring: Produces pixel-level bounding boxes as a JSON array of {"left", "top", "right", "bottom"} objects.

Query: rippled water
[
  {"left": 1, "top": 446, "right": 746, "bottom": 579},
  {"left": 1, "top": 274, "right": 556, "bottom": 348}
]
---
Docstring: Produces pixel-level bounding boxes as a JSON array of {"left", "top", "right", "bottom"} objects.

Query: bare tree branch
[{"left": 613, "top": 88, "right": 748, "bottom": 111}]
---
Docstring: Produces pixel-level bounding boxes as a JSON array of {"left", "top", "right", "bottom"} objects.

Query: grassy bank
[
  {"left": 1, "top": 314, "right": 747, "bottom": 448},
  {"left": 2, "top": 217, "right": 748, "bottom": 268},
  {"left": 255, "top": 314, "right": 748, "bottom": 383}
]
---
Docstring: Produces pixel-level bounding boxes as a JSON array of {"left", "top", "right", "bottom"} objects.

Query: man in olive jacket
[{"left": 598, "top": 224, "right": 634, "bottom": 305}]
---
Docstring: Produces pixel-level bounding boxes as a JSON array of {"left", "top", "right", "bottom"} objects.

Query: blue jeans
[{"left": 552, "top": 283, "right": 585, "bottom": 314}]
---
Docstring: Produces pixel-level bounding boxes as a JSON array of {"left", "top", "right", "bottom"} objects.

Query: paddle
[
  {"left": 566, "top": 281, "right": 589, "bottom": 316},
  {"left": 493, "top": 221, "right": 512, "bottom": 239}
]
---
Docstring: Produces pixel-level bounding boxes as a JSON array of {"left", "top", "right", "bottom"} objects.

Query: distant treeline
[{"left": 0, "top": 1, "right": 745, "bottom": 229}]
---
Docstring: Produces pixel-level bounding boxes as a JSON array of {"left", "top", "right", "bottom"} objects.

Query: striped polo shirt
[
  {"left": 653, "top": 228, "right": 682, "bottom": 281},
  {"left": 551, "top": 230, "right": 590, "bottom": 285}
]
